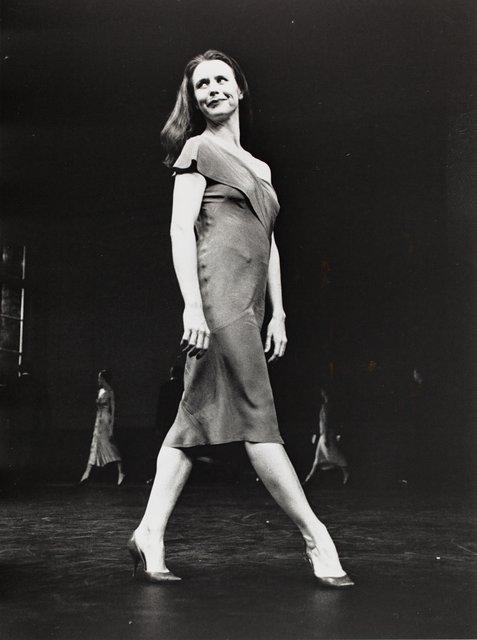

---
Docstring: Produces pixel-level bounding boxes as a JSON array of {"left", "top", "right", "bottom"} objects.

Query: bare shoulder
[
  {"left": 247, "top": 152, "right": 272, "bottom": 182},
  {"left": 182, "top": 134, "right": 203, "bottom": 148},
  {"left": 256, "top": 158, "right": 272, "bottom": 182}
]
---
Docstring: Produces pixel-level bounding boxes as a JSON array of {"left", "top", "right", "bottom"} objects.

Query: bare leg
[
  {"left": 245, "top": 442, "right": 346, "bottom": 577},
  {"left": 80, "top": 463, "right": 93, "bottom": 482},
  {"left": 117, "top": 461, "right": 125, "bottom": 485},
  {"left": 341, "top": 466, "right": 350, "bottom": 485},
  {"left": 133, "top": 445, "right": 193, "bottom": 572},
  {"left": 304, "top": 451, "right": 320, "bottom": 484}
]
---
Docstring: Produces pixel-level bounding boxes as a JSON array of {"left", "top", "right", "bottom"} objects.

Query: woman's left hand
[{"left": 264, "top": 315, "right": 287, "bottom": 363}]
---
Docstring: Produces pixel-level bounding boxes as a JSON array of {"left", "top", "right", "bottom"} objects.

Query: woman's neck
[{"left": 205, "top": 112, "right": 241, "bottom": 149}]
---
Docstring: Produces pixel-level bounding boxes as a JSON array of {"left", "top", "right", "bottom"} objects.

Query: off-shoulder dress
[{"left": 163, "top": 134, "right": 284, "bottom": 448}]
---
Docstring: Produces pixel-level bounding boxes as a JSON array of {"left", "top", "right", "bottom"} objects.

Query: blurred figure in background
[
  {"left": 80, "top": 369, "right": 125, "bottom": 486},
  {"left": 155, "top": 359, "right": 185, "bottom": 446},
  {"left": 146, "top": 359, "right": 185, "bottom": 484},
  {"left": 304, "top": 387, "right": 350, "bottom": 485}
]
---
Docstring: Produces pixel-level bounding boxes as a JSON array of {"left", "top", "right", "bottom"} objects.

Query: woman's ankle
[
  {"left": 135, "top": 524, "right": 165, "bottom": 541},
  {"left": 301, "top": 522, "right": 330, "bottom": 548}
]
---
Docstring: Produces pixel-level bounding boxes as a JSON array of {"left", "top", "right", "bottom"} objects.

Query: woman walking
[
  {"left": 80, "top": 370, "right": 125, "bottom": 486},
  {"left": 128, "top": 50, "right": 353, "bottom": 588}
]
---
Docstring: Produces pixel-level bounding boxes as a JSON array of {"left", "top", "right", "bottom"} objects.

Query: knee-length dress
[
  {"left": 87, "top": 388, "right": 122, "bottom": 466},
  {"left": 163, "top": 134, "right": 284, "bottom": 448}
]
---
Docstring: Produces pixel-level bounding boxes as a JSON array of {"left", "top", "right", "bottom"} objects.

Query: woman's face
[
  {"left": 98, "top": 374, "right": 104, "bottom": 387},
  {"left": 191, "top": 59, "right": 243, "bottom": 124}
]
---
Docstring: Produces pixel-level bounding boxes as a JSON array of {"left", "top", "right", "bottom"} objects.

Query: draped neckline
[
  {"left": 173, "top": 134, "right": 280, "bottom": 233},
  {"left": 199, "top": 133, "right": 278, "bottom": 198}
]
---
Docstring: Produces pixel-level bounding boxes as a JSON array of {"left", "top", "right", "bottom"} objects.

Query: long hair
[{"left": 161, "top": 50, "right": 252, "bottom": 167}]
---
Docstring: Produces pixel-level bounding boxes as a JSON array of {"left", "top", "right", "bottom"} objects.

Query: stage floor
[{"left": 0, "top": 481, "right": 475, "bottom": 639}]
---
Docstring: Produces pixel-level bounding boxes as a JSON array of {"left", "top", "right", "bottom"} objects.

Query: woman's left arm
[{"left": 265, "top": 232, "right": 287, "bottom": 362}]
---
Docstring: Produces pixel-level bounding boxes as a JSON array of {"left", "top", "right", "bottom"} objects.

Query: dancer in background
[
  {"left": 80, "top": 369, "right": 125, "bottom": 486},
  {"left": 128, "top": 50, "right": 353, "bottom": 588},
  {"left": 304, "top": 388, "right": 350, "bottom": 485}
]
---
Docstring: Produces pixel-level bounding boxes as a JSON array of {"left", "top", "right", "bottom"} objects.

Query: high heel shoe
[
  {"left": 305, "top": 548, "right": 355, "bottom": 589},
  {"left": 127, "top": 535, "right": 181, "bottom": 583}
]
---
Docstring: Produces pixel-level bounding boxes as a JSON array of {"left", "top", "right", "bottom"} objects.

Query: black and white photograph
[{"left": 1, "top": 1, "right": 475, "bottom": 639}]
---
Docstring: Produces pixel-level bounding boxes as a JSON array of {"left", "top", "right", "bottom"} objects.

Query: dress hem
[
  {"left": 89, "top": 457, "right": 122, "bottom": 468},
  {"left": 164, "top": 435, "right": 284, "bottom": 449},
  {"left": 163, "top": 396, "right": 283, "bottom": 448}
]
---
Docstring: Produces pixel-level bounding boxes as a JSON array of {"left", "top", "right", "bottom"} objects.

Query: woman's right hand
[{"left": 181, "top": 304, "right": 211, "bottom": 358}]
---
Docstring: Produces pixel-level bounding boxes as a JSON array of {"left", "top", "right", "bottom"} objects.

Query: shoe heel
[
  {"left": 129, "top": 549, "right": 140, "bottom": 577},
  {"left": 304, "top": 549, "right": 354, "bottom": 588},
  {"left": 127, "top": 535, "right": 181, "bottom": 583},
  {"left": 127, "top": 536, "right": 144, "bottom": 577}
]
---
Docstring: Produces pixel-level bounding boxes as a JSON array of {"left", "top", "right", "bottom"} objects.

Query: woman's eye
[{"left": 217, "top": 77, "right": 227, "bottom": 83}]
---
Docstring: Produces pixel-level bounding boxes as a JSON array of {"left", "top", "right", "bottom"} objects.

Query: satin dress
[
  {"left": 163, "top": 134, "right": 284, "bottom": 448},
  {"left": 87, "top": 389, "right": 122, "bottom": 466}
]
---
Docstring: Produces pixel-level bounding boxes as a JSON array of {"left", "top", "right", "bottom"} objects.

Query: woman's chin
[{"left": 204, "top": 107, "right": 236, "bottom": 124}]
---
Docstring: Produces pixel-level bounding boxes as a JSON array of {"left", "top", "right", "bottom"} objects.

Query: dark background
[{"left": 1, "top": 0, "right": 475, "bottom": 486}]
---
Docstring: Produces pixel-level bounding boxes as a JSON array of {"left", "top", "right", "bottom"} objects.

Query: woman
[
  {"left": 80, "top": 369, "right": 125, "bottom": 486},
  {"left": 304, "top": 388, "right": 350, "bottom": 485},
  {"left": 128, "top": 50, "right": 353, "bottom": 587}
]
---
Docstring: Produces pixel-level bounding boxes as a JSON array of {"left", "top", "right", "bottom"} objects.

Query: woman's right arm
[{"left": 170, "top": 172, "right": 210, "bottom": 357}]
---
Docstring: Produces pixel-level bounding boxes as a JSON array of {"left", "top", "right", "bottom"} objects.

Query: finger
[
  {"left": 181, "top": 329, "right": 192, "bottom": 350},
  {"left": 268, "top": 344, "right": 279, "bottom": 363},
  {"left": 185, "top": 329, "right": 198, "bottom": 352},
  {"left": 195, "top": 330, "right": 206, "bottom": 350},
  {"left": 271, "top": 341, "right": 281, "bottom": 363},
  {"left": 264, "top": 334, "right": 272, "bottom": 352},
  {"left": 189, "top": 334, "right": 203, "bottom": 357},
  {"left": 195, "top": 334, "right": 210, "bottom": 360},
  {"left": 191, "top": 329, "right": 210, "bottom": 357},
  {"left": 278, "top": 340, "right": 287, "bottom": 358}
]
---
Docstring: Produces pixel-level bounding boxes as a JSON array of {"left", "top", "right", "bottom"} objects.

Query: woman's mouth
[{"left": 207, "top": 98, "right": 226, "bottom": 107}]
